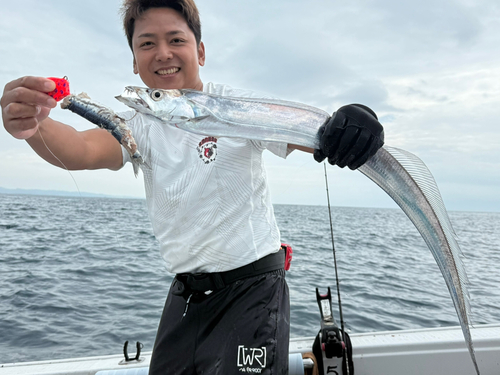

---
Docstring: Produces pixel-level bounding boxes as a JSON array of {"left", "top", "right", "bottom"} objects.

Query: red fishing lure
[{"left": 47, "top": 76, "right": 70, "bottom": 101}]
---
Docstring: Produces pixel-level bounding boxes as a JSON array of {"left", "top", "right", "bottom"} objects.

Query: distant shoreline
[{"left": 0, "top": 187, "right": 143, "bottom": 200}]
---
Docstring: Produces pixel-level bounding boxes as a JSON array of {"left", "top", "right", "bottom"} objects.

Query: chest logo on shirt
[{"left": 197, "top": 136, "right": 218, "bottom": 164}]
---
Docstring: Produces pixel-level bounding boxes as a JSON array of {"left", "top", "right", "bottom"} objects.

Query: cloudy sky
[{"left": 1, "top": 0, "right": 499, "bottom": 211}]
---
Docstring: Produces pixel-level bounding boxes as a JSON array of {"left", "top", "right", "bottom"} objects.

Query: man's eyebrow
[{"left": 137, "top": 30, "right": 187, "bottom": 38}]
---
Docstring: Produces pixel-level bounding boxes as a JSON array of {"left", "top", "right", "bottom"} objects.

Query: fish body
[
  {"left": 61, "top": 93, "right": 143, "bottom": 175},
  {"left": 359, "top": 147, "right": 478, "bottom": 375},
  {"left": 116, "top": 86, "right": 480, "bottom": 374},
  {"left": 115, "top": 86, "right": 328, "bottom": 148}
]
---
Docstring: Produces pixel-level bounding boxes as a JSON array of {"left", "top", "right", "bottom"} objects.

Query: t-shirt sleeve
[{"left": 259, "top": 140, "right": 293, "bottom": 159}]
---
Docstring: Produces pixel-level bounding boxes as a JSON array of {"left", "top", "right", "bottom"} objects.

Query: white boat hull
[
  {"left": 291, "top": 323, "right": 500, "bottom": 374},
  {"left": 1, "top": 323, "right": 499, "bottom": 375}
]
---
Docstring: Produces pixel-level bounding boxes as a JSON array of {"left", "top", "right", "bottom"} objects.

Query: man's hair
[{"left": 121, "top": 0, "right": 202, "bottom": 51}]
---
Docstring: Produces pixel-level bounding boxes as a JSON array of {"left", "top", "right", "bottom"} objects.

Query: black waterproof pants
[{"left": 148, "top": 269, "right": 290, "bottom": 375}]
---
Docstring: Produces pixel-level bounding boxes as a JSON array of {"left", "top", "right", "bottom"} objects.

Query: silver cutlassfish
[
  {"left": 115, "top": 86, "right": 479, "bottom": 374},
  {"left": 61, "top": 93, "right": 143, "bottom": 175}
]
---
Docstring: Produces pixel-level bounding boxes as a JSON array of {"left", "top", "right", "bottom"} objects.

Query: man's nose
[{"left": 156, "top": 42, "right": 173, "bottom": 61}]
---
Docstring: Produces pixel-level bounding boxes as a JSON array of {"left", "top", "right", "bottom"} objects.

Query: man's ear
[
  {"left": 198, "top": 41, "right": 206, "bottom": 67},
  {"left": 133, "top": 58, "right": 138, "bottom": 74}
]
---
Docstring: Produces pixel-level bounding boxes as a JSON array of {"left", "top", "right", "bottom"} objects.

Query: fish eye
[{"left": 150, "top": 90, "right": 164, "bottom": 101}]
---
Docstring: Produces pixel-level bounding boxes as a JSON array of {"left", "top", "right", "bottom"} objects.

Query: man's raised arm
[{"left": 2, "top": 76, "right": 122, "bottom": 171}]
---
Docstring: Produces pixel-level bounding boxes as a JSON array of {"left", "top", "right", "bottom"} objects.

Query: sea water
[{"left": 0, "top": 194, "right": 499, "bottom": 363}]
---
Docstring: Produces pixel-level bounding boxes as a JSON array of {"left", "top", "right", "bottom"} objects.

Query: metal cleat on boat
[{"left": 118, "top": 341, "right": 145, "bottom": 365}]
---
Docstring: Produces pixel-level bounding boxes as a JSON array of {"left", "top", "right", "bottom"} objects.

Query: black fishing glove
[{"left": 314, "top": 104, "right": 384, "bottom": 170}]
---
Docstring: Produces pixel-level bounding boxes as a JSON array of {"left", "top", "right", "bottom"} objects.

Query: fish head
[{"left": 115, "top": 86, "right": 197, "bottom": 122}]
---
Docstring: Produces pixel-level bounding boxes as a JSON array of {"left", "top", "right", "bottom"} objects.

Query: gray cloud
[{"left": 1, "top": 0, "right": 499, "bottom": 211}]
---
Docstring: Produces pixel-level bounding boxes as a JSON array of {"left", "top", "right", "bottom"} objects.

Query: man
[{"left": 1, "top": 0, "right": 383, "bottom": 373}]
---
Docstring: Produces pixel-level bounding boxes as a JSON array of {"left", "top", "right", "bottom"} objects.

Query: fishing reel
[{"left": 313, "top": 287, "right": 354, "bottom": 375}]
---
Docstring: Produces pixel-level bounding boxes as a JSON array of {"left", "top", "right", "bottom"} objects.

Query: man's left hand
[{"left": 314, "top": 104, "right": 384, "bottom": 170}]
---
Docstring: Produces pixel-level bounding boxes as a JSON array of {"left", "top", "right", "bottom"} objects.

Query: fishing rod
[{"left": 323, "top": 163, "right": 349, "bottom": 375}]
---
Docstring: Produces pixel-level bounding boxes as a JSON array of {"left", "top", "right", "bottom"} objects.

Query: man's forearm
[
  {"left": 26, "top": 118, "right": 90, "bottom": 169},
  {"left": 26, "top": 117, "right": 122, "bottom": 171}
]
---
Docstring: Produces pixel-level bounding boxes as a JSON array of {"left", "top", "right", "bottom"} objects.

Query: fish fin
[
  {"left": 132, "top": 160, "right": 140, "bottom": 178},
  {"left": 360, "top": 147, "right": 471, "bottom": 313},
  {"left": 358, "top": 146, "right": 478, "bottom": 373},
  {"left": 131, "top": 154, "right": 143, "bottom": 178},
  {"left": 191, "top": 115, "right": 210, "bottom": 122}
]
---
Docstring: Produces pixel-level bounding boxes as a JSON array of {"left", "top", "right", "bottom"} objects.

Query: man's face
[{"left": 132, "top": 7, "right": 205, "bottom": 90}]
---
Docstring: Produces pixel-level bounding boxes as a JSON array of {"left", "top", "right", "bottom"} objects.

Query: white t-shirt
[{"left": 122, "top": 83, "right": 291, "bottom": 274}]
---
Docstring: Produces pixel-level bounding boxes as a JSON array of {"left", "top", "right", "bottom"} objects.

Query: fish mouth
[{"left": 115, "top": 86, "right": 152, "bottom": 113}]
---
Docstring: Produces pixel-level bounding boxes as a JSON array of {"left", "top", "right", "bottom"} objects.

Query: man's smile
[{"left": 156, "top": 67, "right": 180, "bottom": 75}]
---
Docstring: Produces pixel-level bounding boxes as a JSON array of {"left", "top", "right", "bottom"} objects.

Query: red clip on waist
[{"left": 281, "top": 243, "right": 293, "bottom": 271}]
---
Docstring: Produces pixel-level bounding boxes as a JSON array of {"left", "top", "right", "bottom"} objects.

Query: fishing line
[
  {"left": 38, "top": 127, "right": 125, "bottom": 248},
  {"left": 37, "top": 127, "right": 83, "bottom": 198},
  {"left": 323, "top": 162, "right": 349, "bottom": 375}
]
